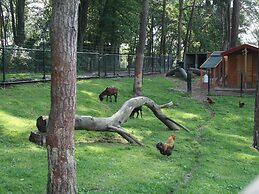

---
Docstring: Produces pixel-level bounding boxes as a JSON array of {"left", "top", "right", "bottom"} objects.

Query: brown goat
[
  {"left": 99, "top": 86, "right": 118, "bottom": 102},
  {"left": 130, "top": 106, "right": 143, "bottom": 118}
]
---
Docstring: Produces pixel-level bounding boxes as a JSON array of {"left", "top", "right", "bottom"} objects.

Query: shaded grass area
[{"left": 0, "top": 75, "right": 258, "bottom": 194}]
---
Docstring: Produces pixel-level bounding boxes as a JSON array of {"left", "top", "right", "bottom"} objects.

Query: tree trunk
[
  {"left": 15, "top": 0, "right": 25, "bottom": 46},
  {"left": 94, "top": 0, "right": 108, "bottom": 53},
  {"left": 183, "top": 0, "right": 196, "bottom": 57},
  {"left": 0, "top": 1, "right": 4, "bottom": 40},
  {"left": 177, "top": 0, "right": 183, "bottom": 61},
  {"left": 160, "top": 0, "right": 166, "bottom": 57},
  {"left": 230, "top": 0, "right": 240, "bottom": 48},
  {"left": 47, "top": 0, "right": 79, "bottom": 193},
  {"left": 220, "top": 0, "right": 231, "bottom": 50},
  {"left": 134, "top": 0, "right": 149, "bottom": 96},
  {"left": 9, "top": 0, "right": 16, "bottom": 44},
  {"left": 30, "top": 97, "right": 190, "bottom": 147},
  {"left": 253, "top": 42, "right": 259, "bottom": 150},
  {"left": 78, "top": 0, "right": 89, "bottom": 51},
  {"left": 147, "top": 15, "right": 154, "bottom": 57}
]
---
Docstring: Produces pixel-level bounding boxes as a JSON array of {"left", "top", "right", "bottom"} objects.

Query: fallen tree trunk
[
  {"left": 30, "top": 96, "right": 190, "bottom": 146},
  {"left": 166, "top": 67, "right": 187, "bottom": 81}
]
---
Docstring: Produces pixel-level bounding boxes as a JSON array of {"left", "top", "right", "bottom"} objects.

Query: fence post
[
  {"left": 159, "top": 55, "right": 162, "bottom": 73},
  {"left": 168, "top": 55, "right": 171, "bottom": 71},
  {"left": 90, "top": 58, "right": 92, "bottom": 73},
  {"left": 151, "top": 55, "right": 154, "bottom": 73},
  {"left": 113, "top": 54, "right": 116, "bottom": 76},
  {"left": 208, "top": 69, "right": 211, "bottom": 94},
  {"left": 240, "top": 73, "right": 243, "bottom": 97},
  {"left": 104, "top": 55, "right": 107, "bottom": 77},
  {"left": 187, "top": 65, "right": 192, "bottom": 92},
  {"left": 1, "top": 39, "right": 6, "bottom": 82},
  {"left": 42, "top": 39, "right": 46, "bottom": 80},
  {"left": 163, "top": 55, "right": 166, "bottom": 73},
  {"left": 98, "top": 54, "right": 101, "bottom": 77}
]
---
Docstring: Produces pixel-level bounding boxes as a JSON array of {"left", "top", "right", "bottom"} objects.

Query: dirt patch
[
  {"left": 170, "top": 77, "right": 208, "bottom": 101},
  {"left": 169, "top": 76, "right": 247, "bottom": 101}
]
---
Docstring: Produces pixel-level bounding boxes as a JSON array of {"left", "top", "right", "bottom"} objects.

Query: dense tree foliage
[{"left": 0, "top": 0, "right": 258, "bottom": 56}]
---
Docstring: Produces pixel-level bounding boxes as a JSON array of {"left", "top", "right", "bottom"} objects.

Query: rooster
[
  {"left": 239, "top": 101, "right": 245, "bottom": 108},
  {"left": 156, "top": 135, "right": 176, "bottom": 156},
  {"left": 207, "top": 97, "right": 215, "bottom": 104}
]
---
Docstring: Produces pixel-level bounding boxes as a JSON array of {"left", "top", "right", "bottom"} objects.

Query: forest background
[{"left": 0, "top": 0, "right": 259, "bottom": 61}]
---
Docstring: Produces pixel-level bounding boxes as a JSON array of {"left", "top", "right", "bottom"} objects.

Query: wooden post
[
  {"left": 240, "top": 72, "right": 243, "bottom": 97},
  {"left": 200, "top": 67, "right": 203, "bottom": 84},
  {"left": 208, "top": 69, "right": 211, "bottom": 94},
  {"left": 42, "top": 33, "right": 46, "bottom": 80},
  {"left": 1, "top": 39, "right": 6, "bottom": 82},
  {"left": 98, "top": 54, "right": 101, "bottom": 77},
  {"left": 187, "top": 65, "right": 192, "bottom": 92},
  {"left": 223, "top": 56, "right": 226, "bottom": 87},
  {"left": 244, "top": 48, "right": 248, "bottom": 89},
  {"left": 213, "top": 68, "right": 216, "bottom": 86}
]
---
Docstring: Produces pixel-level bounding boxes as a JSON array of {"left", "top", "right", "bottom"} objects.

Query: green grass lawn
[{"left": 0, "top": 75, "right": 258, "bottom": 194}]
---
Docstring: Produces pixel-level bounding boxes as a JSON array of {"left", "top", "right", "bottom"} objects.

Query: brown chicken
[
  {"left": 239, "top": 101, "right": 245, "bottom": 108},
  {"left": 207, "top": 97, "right": 215, "bottom": 104},
  {"left": 156, "top": 135, "right": 176, "bottom": 156}
]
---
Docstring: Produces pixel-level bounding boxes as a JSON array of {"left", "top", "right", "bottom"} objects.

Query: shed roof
[
  {"left": 222, "top": 44, "right": 259, "bottom": 56},
  {"left": 200, "top": 51, "right": 223, "bottom": 69}
]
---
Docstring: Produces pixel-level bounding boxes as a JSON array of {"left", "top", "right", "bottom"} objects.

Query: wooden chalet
[
  {"left": 200, "top": 44, "right": 258, "bottom": 89},
  {"left": 222, "top": 44, "right": 258, "bottom": 89}
]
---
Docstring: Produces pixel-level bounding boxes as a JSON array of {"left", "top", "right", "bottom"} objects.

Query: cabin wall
[{"left": 225, "top": 52, "right": 257, "bottom": 88}]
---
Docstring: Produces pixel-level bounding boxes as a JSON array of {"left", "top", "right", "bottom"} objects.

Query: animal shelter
[
  {"left": 183, "top": 52, "right": 208, "bottom": 69},
  {"left": 200, "top": 51, "right": 223, "bottom": 86},
  {"left": 200, "top": 44, "right": 258, "bottom": 90},
  {"left": 222, "top": 44, "right": 258, "bottom": 89}
]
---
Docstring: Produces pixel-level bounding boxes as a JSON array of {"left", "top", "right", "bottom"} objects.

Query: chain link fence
[{"left": 0, "top": 46, "right": 173, "bottom": 84}]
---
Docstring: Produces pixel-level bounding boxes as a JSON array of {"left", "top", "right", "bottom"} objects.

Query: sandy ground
[{"left": 169, "top": 75, "right": 248, "bottom": 100}]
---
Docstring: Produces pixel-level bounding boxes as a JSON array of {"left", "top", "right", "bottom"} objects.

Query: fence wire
[{"left": 0, "top": 47, "right": 172, "bottom": 84}]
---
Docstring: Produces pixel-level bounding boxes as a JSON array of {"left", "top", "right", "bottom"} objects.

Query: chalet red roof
[{"left": 222, "top": 44, "right": 259, "bottom": 56}]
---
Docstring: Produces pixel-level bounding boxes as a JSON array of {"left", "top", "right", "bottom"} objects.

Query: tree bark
[
  {"left": 94, "top": 0, "right": 108, "bottom": 52},
  {"left": 183, "top": 0, "right": 196, "bottom": 57},
  {"left": 78, "top": 0, "right": 89, "bottom": 51},
  {"left": 220, "top": 0, "right": 231, "bottom": 50},
  {"left": 253, "top": 42, "right": 259, "bottom": 150},
  {"left": 15, "top": 0, "right": 25, "bottom": 46},
  {"left": 30, "top": 97, "right": 190, "bottom": 147},
  {"left": 160, "top": 0, "right": 166, "bottom": 57},
  {"left": 134, "top": 0, "right": 149, "bottom": 96},
  {"left": 177, "top": 0, "right": 183, "bottom": 61},
  {"left": 9, "top": 0, "right": 16, "bottom": 44},
  {"left": 47, "top": 0, "right": 79, "bottom": 193},
  {"left": 0, "top": 1, "right": 4, "bottom": 39},
  {"left": 230, "top": 0, "right": 240, "bottom": 48}
]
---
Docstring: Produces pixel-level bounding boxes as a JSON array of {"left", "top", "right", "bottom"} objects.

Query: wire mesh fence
[{"left": 0, "top": 46, "right": 173, "bottom": 84}]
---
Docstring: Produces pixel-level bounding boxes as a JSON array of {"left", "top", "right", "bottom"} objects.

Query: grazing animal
[
  {"left": 207, "top": 97, "right": 215, "bottom": 104},
  {"left": 239, "top": 101, "right": 245, "bottom": 108},
  {"left": 99, "top": 86, "right": 118, "bottom": 102},
  {"left": 156, "top": 135, "right": 176, "bottom": 156},
  {"left": 130, "top": 106, "right": 143, "bottom": 118}
]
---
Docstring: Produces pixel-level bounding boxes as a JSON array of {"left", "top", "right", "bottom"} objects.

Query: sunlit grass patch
[{"left": 0, "top": 75, "right": 258, "bottom": 194}]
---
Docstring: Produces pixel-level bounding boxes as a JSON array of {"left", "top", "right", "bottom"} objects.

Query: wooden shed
[
  {"left": 200, "top": 51, "right": 223, "bottom": 86},
  {"left": 184, "top": 53, "right": 208, "bottom": 69},
  {"left": 222, "top": 44, "right": 258, "bottom": 89}
]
